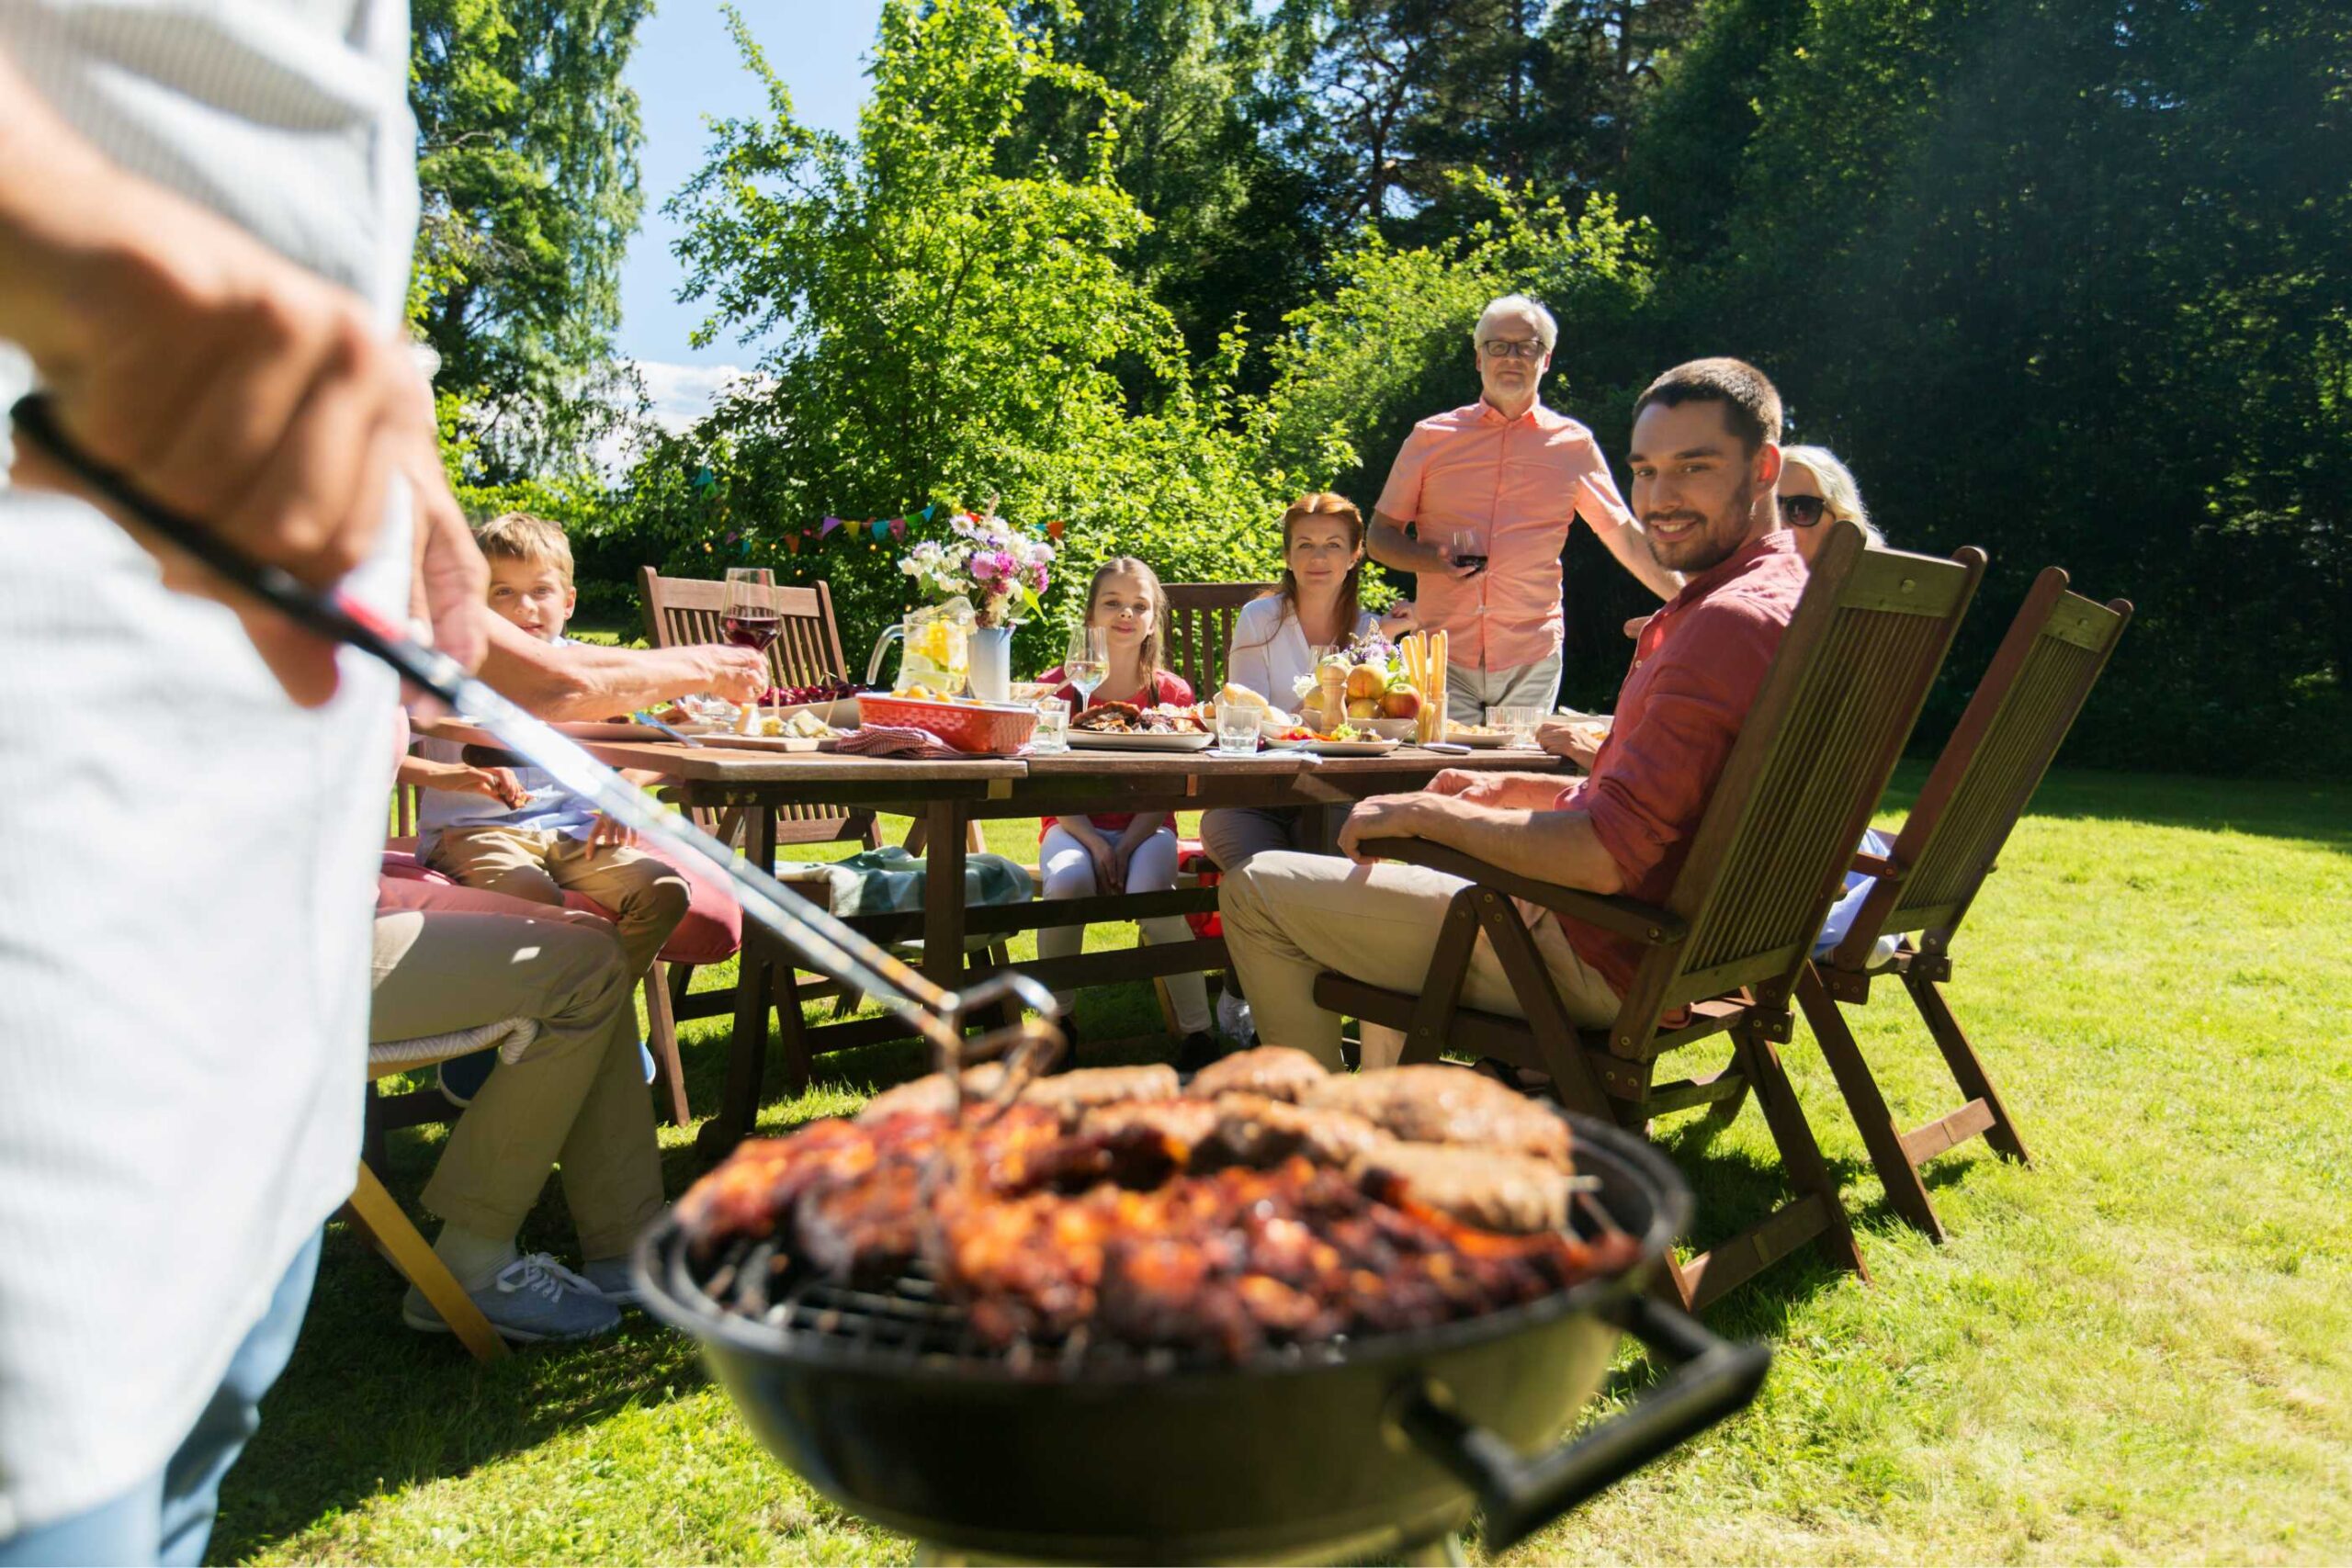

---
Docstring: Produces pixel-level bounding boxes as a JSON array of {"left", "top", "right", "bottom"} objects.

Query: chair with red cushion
[{"left": 373, "top": 846, "right": 741, "bottom": 1130}]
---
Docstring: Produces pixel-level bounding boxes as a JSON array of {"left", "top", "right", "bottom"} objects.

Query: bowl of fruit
[{"left": 1305, "top": 637, "right": 1425, "bottom": 739}]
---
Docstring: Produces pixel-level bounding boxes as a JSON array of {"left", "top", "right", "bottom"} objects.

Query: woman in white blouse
[{"left": 1202, "top": 495, "right": 1418, "bottom": 1040}]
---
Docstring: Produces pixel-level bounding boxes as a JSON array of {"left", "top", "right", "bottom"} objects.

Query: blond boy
[{"left": 415, "top": 513, "right": 689, "bottom": 990}]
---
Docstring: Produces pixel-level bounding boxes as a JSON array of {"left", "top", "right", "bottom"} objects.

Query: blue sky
[{"left": 616, "top": 2, "right": 886, "bottom": 423}]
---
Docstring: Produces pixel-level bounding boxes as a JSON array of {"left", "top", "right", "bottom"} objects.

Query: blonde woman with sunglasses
[{"left": 1776, "top": 445, "right": 1884, "bottom": 560}]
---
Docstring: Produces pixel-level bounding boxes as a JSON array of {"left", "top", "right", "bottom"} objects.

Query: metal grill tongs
[{"left": 10, "top": 393, "right": 1063, "bottom": 1101}]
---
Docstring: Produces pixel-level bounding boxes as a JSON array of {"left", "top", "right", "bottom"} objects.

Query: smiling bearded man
[{"left": 1220, "top": 358, "right": 1803, "bottom": 1071}]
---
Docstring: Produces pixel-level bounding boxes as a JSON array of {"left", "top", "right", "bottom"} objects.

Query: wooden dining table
[{"left": 423, "top": 722, "right": 1566, "bottom": 1156}]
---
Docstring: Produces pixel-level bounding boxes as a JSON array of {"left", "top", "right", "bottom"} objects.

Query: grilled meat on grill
[
  {"left": 859, "top": 1063, "right": 1176, "bottom": 1129},
  {"left": 1188, "top": 1045, "right": 1329, "bottom": 1103},
  {"left": 1301, "top": 1066, "right": 1573, "bottom": 1168},
  {"left": 1018, "top": 1064, "right": 1181, "bottom": 1121},
  {"left": 1080, "top": 1097, "right": 1223, "bottom": 1156},
  {"left": 857, "top": 1063, "right": 1008, "bottom": 1123},
  {"left": 1199, "top": 1093, "right": 1390, "bottom": 1170},
  {"left": 1084, "top": 1159, "right": 1622, "bottom": 1361},
  {"left": 677, "top": 1066, "right": 1629, "bottom": 1365},
  {"left": 1349, "top": 1142, "right": 1577, "bottom": 1235}
]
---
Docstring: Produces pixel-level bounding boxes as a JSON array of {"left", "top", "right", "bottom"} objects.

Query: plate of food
[
  {"left": 1262, "top": 723, "right": 1398, "bottom": 755},
  {"left": 1067, "top": 729, "right": 1217, "bottom": 752},
  {"left": 1068, "top": 702, "right": 1216, "bottom": 750},
  {"left": 1444, "top": 721, "right": 1524, "bottom": 749}
]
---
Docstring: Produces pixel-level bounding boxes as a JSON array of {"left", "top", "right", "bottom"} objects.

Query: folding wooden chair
[
  {"left": 348, "top": 1019, "right": 536, "bottom": 1363},
  {"left": 1796, "top": 568, "right": 2132, "bottom": 1241},
  {"left": 1316, "top": 525, "right": 1984, "bottom": 1310},
  {"left": 1162, "top": 581, "right": 1275, "bottom": 696}
]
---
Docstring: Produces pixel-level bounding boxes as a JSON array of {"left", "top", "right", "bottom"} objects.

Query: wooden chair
[
  {"left": 1315, "top": 525, "right": 1985, "bottom": 1310},
  {"left": 1796, "top": 568, "right": 2132, "bottom": 1242},
  {"left": 637, "top": 566, "right": 882, "bottom": 859},
  {"left": 639, "top": 567, "right": 885, "bottom": 1082},
  {"left": 348, "top": 1020, "right": 534, "bottom": 1363},
  {"left": 1163, "top": 581, "right": 1276, "bottom": 695}
]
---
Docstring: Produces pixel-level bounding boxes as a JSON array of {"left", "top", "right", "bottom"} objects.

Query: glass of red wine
[
  {"left": 1447, "top": 528, "right": 1489, "bottom": 574},
  {"left": 1447, "top": 529, "right": 1488, "bottom": 616},
  {"left": 723, "top": 568, "right": 781, "bottom": 658}
]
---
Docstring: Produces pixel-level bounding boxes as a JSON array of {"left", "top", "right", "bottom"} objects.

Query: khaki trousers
[
  {"left": 1443, "top": 651, "right": 1564, "bottom": 728},
  {"left": 1220, "top": 851, "right": 1621, "bottom": 1070},
  {"left": 370, "top": 905, "right": 662, "bottom": 1258},
  {"left": 422, "top": 827, "right": 690, "bottom": 983},
  {"left": 1197, "top": 805, "right": 1344, "bottom": 873}
]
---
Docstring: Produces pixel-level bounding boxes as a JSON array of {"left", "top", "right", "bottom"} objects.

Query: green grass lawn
[{"left": 218, "top": 767, "right": 2352, "bottom": 1564}]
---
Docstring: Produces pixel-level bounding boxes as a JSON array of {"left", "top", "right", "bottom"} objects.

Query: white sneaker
[
  {"left": 1216, "top": 992, "right": 1254, "bottom": 1043},
  {"left": 403, "top": 1253, "right": 620, "bottom": 1343}
]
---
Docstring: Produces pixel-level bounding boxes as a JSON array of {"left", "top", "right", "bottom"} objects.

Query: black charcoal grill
[{"left": 635, "top": 1116, "right": 1767, "bottom": 1564}]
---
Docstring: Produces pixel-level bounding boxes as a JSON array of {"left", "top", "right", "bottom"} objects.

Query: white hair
[
  {"left": 1474, "top": 294, "right": 1557, "bottom": 355},
  {"left": 1781, "top": 444, "right": 1884, "bottom": 547}
]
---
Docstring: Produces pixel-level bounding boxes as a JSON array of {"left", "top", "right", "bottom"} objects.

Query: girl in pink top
[{"left": 1034, "top": 558, "right": 1214, "bottom": 1067}]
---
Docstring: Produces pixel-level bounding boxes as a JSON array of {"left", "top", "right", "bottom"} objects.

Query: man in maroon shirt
[{"left": 1221, "top": 358, "right": 1799, "bottom": 1068}]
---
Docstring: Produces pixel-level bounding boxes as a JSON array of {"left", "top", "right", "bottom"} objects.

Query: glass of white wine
[{"left": 1065, "top": 626, "right": 1110, "bottom": 711}]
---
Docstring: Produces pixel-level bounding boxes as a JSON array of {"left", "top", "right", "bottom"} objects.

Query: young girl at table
[{"left": 1033, "top": 556, "right": 1216, "bottom": 1070}]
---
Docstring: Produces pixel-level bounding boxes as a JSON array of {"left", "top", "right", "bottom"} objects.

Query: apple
[
  {"left": 1345, "top": 663, "right": 1386, "bottom": 702},
  {"left": 1379, "top": 683, "right": 1421, "bottom": 720},
  {"left": 1346, "top": 695, "right": 1380, "bottom": 719}
]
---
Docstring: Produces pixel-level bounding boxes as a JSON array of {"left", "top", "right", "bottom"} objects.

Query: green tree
[
  {"left": 650, "top": 0, "right": 1287, "bottom": 667},
  {"left": 410, "top": 0, "right": 650, "bottom": 478},
  {"left": 1002, "top": 1, "right": 1332, "bottom": 385},
  {"left": 1627, "top": 0, "right": 2352, "bottom": 772},
  {"left": 1268, "top": 0, "right": 1702, "bottom": 249}
]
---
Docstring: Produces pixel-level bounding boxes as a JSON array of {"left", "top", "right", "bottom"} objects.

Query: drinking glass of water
[
  {"left": 1488, "top": 705, "right": 1542, "bottom": 747},
  {"left": 1065, "top": 626, "right": 1110, "bottom": 709},
  {"left": 1032, "top": 697, "right": 1070, "bottom": 753},
  {"left": 1214, "top": 704, "right": 1261, "bottom": 757}
]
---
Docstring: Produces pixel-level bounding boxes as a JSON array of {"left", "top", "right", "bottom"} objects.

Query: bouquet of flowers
[{"left": 899, "top": 509, "right": 1056, "bottom": 628}]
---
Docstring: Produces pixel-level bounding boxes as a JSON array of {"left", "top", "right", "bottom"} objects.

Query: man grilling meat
[{"left": 1221, "top": 358, "right": 1799, "bottom": 1070}]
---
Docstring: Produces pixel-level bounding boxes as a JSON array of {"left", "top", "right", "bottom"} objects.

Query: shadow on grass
[
  {"left": 1876, "top": 760, "right": 2351, "bottom": 850},
  {"left": 214, "top": 1176, "right": 712, "bottom": 1562}
]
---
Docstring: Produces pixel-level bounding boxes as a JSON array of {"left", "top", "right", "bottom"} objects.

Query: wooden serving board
[{"left": 687, "top": 732, "right": 827, "bottom": 753}]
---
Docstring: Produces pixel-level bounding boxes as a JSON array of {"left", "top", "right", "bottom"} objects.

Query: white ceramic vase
[{"left": 968, "top": 624, "right": 1015, "bottom": 703}]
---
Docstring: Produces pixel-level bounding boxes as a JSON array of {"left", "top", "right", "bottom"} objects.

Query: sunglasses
[{"left": 1778, "top": 494, "right": 1830, "bottom": 526}]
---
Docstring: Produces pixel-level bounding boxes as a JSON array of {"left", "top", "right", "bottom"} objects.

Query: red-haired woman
[{"left": 1200, "top": 495, "right": 1414, "bottom": 1041}]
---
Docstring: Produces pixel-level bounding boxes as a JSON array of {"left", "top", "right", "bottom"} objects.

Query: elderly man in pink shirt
[{"left": 1370, "top": 295, "right": 1681, "bottom": 724}]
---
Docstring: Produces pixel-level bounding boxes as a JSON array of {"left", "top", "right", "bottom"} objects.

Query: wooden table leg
[
  {"left": 698, "top": 806, "right": 780, "bottom": 1161},
  {"left": 921, "top": 800, "right": 968, "bottom": 998}
]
